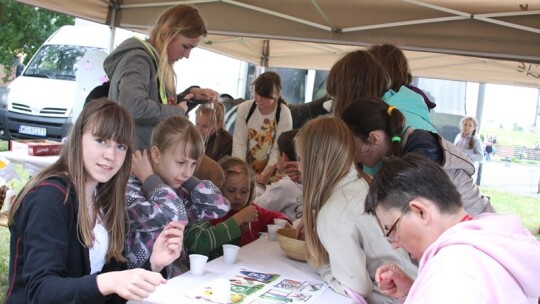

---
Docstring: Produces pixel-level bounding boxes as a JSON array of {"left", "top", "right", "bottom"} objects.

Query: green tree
[{"left": 0, "top": 0, "right": 74, "bottom": 81}]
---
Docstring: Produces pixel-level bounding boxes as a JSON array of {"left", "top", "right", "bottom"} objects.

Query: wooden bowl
[{"left": 276, "top": 228, "right": 308, "bottom": 262}]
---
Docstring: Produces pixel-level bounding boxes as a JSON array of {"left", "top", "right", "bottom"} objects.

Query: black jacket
[{"left": 5, "top": 177, "right": 151, "bottom": 304}]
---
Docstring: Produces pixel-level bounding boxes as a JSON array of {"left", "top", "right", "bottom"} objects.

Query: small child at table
[
  {"left": 212, "top": 157, "right": 290, "bottom": 244},
  {"left": 184, "top": 157, "right": 290, "bottom": 260},
  {"left": 125, "top": 116, "right": 230, "bottom": 277},
  {"left": 255, "top": 129, "right": 303, "bottom": 222}
]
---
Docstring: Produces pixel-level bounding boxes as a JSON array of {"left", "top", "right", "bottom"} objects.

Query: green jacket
[{"left": 184, "top": 217, "right": 241, "bottom": 260}]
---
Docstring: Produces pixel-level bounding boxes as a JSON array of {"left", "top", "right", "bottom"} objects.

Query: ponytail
[
  {"left": 467, "top": 130, "right": 476, "bottom": 150},
  {"left": 341, "top": 97, "right": 405, "bottom": 158},
  {"left": 386, "top": 105, "right": 405, "bottom": 157}
]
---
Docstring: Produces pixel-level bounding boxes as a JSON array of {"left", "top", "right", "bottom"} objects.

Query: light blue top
[
  {"left": 363, "top": 86, "right": 436, "bottom": 176},
  {"left": 382, "top": 85, "right": 436, "bottom": 133}
]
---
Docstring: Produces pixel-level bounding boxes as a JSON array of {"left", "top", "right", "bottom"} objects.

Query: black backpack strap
[
  {"left": 275, "top": 99, "right": 282, "bottom": 124},
  {"left": 245, "top": 99, "right": 284, "bottom": 124},
  {"left": 245, "top": 101, "right": 257, "bottom": 124}
]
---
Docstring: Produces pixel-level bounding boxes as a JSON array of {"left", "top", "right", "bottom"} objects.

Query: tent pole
[
  {"left": 475, "top": 83, "right": 486, "bottom": 186},
  {"left": 261, "top": 40, "right": 270, "bottom": 67},
  {"left": 107, "top": 1, "right": 119, "bottom": 53},
  {"left": 534, "top": 89, "right": 540, "bottom": 126}
]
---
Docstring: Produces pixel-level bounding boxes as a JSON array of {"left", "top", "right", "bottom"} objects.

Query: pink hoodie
[{"left": 405, "top": 213, "right": 540, "bottom": 303}]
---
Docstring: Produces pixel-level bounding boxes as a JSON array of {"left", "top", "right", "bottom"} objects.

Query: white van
[{"left": 0, "top": 25, "right": 112, "bottom": 141}]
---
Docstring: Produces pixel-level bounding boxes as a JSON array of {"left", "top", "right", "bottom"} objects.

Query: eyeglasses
[{"left": 384, "top": 205, "right": 409, "bottom": 242}]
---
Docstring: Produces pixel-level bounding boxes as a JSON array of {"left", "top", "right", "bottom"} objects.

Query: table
[
  {"left": 128, "top": 236, "right": 353, "bottom": 304},
  {"left": 0, "top": 151, "right": 58, "bottom": 176}
]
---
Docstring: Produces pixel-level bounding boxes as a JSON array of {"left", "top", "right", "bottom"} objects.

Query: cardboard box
[{"left": 10, "top": 139, "right": 63, "bottom": 156}]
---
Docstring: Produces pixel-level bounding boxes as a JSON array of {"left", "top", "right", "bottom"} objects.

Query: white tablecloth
[
  {"left": 128, "top": 236, "right": 354, "bottom": 304},
  {"left": 0, "top": 151, "right": 59, "bottom": 176}
]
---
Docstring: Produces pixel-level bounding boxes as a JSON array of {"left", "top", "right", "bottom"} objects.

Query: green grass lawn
[
  {"left": 1, "top": 225, "right": 9, "bottom": 301},
  {"left": 481, "top": 188, "right": 540, "bottom": 234},
  {"left": 481, "top": 126, "right": 540, "bottom": 148}
]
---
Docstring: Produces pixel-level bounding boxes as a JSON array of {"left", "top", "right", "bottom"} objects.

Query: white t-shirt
[
  {"left": 232, "top": 99, "right": 292, "bottom": 173},
  {"left": 89, "top": 218, "right": 109, "bottom": 274}
]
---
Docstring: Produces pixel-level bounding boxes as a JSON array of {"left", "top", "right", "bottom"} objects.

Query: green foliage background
[{"left": 0, "top": 0, "right": 74, "bottom": 81}]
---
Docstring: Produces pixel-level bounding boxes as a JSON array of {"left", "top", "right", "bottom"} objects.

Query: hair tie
[
  {"left": 387, "top": 106, "right": 396, "bottom": 116},
  {"left": 391, "top": 136, "right": 401, "bottom": 143}
]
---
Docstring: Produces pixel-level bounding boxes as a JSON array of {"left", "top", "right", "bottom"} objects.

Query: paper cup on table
[
  {"left": 274, "top": 218, "right": 288, "bottom": 228},
  {"left": 267, "top": 224, "right": 280, "bottom": 241},
  {"left": 189, "top": 254, "right": 208, "bottom": 276},
  {"left": 222, "top": 244, "right": 240, "bottom": 264},
  {"left": 211, "top": 278, "right": 231, "bottom": 303}
]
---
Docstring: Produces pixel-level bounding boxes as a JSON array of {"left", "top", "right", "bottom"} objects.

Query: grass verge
[
  {"left": 1, "top": 226, "right": 9, "bottom": 301},
  {"left": 481, "top": 188, "right": 540, "bottom": 235}
]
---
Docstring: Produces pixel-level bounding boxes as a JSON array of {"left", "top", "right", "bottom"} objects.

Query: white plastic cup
[
  {"left": 273, "top": 218, "right": 288, "bottom": 228},
  {"left": 211, "top": 278, "right": 231, "bottom": 303},
  {"left": 267, "top": 224, "right": 280, "bottom": 241},
  {"left": 222, "top": 244, "right": 240, "bottom": 264},
  {"left": 189, "top": 254, "right": 208, "bottom": 276}
]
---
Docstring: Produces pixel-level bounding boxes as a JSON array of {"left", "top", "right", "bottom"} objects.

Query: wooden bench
[{"left": 493, "top": 144, "right": 515, "bottom": 159}]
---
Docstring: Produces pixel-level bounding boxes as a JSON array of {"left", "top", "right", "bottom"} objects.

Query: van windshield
[{"left": 23, "top": 45, "right": 103, "bottom": 81}]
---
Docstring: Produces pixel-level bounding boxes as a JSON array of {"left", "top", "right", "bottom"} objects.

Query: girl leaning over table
[
  {"left": 5, "top": 98, "right": 184, "bottom": 304},
  {"left": 340, "top": 98, "right": 494, "bottom": 216},
  {"left": 296, "top": 116, "right": 418, "bottom": 304}
]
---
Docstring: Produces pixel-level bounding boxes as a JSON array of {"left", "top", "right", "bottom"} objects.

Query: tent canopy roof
[{"left": 16, "top": 0, "right": 540, "bottom": 87}]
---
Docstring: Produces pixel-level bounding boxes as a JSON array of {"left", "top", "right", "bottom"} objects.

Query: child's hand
[
  {"left": 295, "top": 218, "right": 305, "bottom": 240},
  {"left": 232, "top": 205, "right": 258, "bottom": 226},
  {"left": 257, "top": 164, "right": 277, "bottom": 185},
  {"left": 132, "top": 149, "right": 154, "bottom": 183},
  {"left": 150, "top": 221, "right": 185, "bottom": 272},
  {"left": 284, "top": 161, "right": 301, "bottom": 183},
  {"left": 190, "top": 88, "right": 219, "bottom": 103},
  {"left": 96, "top": 268, "right": 166, "bottom": 302}
]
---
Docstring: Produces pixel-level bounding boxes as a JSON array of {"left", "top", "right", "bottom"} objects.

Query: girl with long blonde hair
[
  {"left": 296, "top": 116, "right": 417, "bottom": 304},
  {"left": 104, "top": 4, "right": 219, "bottom": 150},
  {"left": 454, "top": 115, "right": 484, "bottom": 163}
]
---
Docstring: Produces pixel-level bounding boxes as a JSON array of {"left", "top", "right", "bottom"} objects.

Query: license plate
[{"left": 19, "top": 125, "right": 47, "bottom": 137}]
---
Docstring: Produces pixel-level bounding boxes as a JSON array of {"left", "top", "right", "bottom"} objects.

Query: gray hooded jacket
[
  {"left": 104, "top": 38, "right": 186, "bottom": 149},
  {"left": 404, "top": 129, "right": 494, "bottom": 215}
]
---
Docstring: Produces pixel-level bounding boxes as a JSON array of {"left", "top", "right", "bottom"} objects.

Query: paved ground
[{"left": 477, "top": 160, "right": 540, "bottom": 198}]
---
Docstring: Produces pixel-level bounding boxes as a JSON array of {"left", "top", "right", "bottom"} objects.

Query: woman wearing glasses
[
  {"left": 366, "top": 154, "right": 540, "bottom": 303},
  {"left": 295, "top": 116, "right": 417, "bottom": 304},
  {"left": 340, "top": 97, "right": 494, "bottom": 216}
]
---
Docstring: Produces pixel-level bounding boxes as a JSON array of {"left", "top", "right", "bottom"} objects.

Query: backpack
[{"left": 84, "top": 37, "right": 164, "bottom": 107}]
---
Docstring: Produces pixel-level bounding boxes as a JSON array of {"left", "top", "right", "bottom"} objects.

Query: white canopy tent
[{"left": 14, "top": 0, "right": 540, "bottom": 87}]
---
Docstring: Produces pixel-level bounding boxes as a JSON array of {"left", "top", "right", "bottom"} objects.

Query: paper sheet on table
[{"left": 186, "top": 266, "right": 329, "bottom": 304}]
